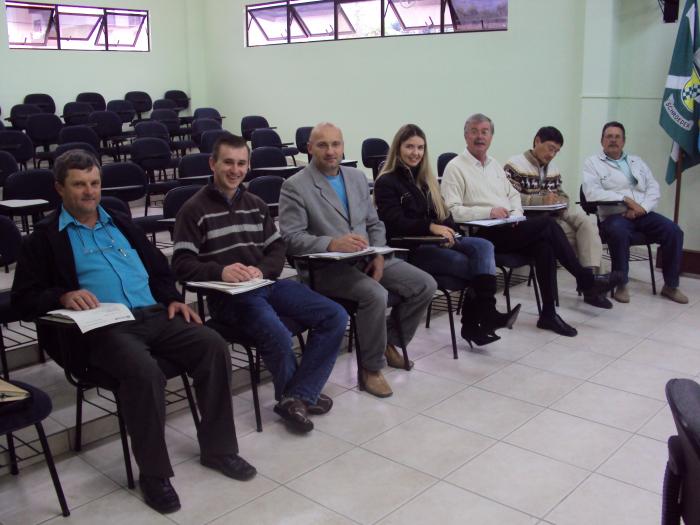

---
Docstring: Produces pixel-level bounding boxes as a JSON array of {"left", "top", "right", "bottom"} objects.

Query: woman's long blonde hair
[{"left": 378, "top": 123, "right": 449, "bottom": 221}]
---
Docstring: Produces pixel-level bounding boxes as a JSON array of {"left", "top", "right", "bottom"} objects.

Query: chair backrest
[
  {"left": 0, "top": 130, "right": 35, "bottom": 164},
  {"left": 4, "top": 168, "right": 60, "bottom": 205},
  {"left": 193, "top": 107, "right": 222, "bottom": 123},
  {"left": 250, "top": 146, "right": 286, "bottom": 169},
  {"left": 76, "top": 92, "right": 106, "bottom": 111},
  {"left": 163, "top": 185, "right": 203, "bottom": 219},
  {"left": 59, "top": 125, "right": 100, "bottom": 149},
  {"left": 295, "top": 126, "right": 312, "bottom": 156},
  {"left": 100, "top": 162, "right": 147, "bottom": 202},
  {"left": 0, "top": 215, "right": 22, "bottom": 266},
  {"left": 164, "top": 90, "right": 190, "bottom": 111},
  {"left": 124, "top": 91, "right": 153, "bottom": 115},
  {"left": 130, "top": 137, "right": 173, "bottom": 169},
  {"left": 0, "top": 150, "right": 19, "bottom": 186},
  {"left": 200, "top": 129, "right": 229, "bottom": 154},
  {"left": 666, "top": 378, "right": 700, "bottom": 524},
  {"left": 24, "top": 93, "right": 56, "bottom": 114},
  {"left": 106, "top": 100, "right": 136, "bottom": 124},
  {"left": 178, "top": 152, "right": 212, "bottom": 180},
  {"left": 53, "top": 142, "right": 100, "bottom": 160},
  {"left": 25, "top": 113, "right": 63, "bottom": 145},
  {"left": 153, "top": 98, "right": 176, "bottom": 111},
  {"left": 88, "top": 110, "right": 124, "bottom": 140},
  {"left": 248, "top": 175, "right": 284, "bottom": 217},
  {"left": 150, "top": 108, "right": 180, "bottom": 133},
  {"left": 135, "top": 121, "right": 170, "bottom": 142},
  {"left": 99, "top": 195, "right": 132, "bottom": 218},
  {"left": 8, "top": 104, "right": 42, "bottom": 130},
  {"left": 251, "top": 128, "right": 282, "bottom": 149},
  {"left": 578, "top": 185, "right": 598, "bottom": 215},
  {"left": 361, "top": 138, "right": 389, "bottom": 169},
  {"left": 437, "top": 152, "right": 458, "bottom": 178},
  {"left": 241, "top": 115, "right": 270, "bottom": 141},
  {"left": 191, "top": 118, "right": 222, "bottom": 146},
  {"left": 62, "top": 102, "right": 93, "bottom": 126}
]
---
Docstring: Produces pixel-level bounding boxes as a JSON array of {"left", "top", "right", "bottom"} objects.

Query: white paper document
[
  {"left": 186, "top": 278, "right": 274, "bottom": 295},
  {"left": 46, "top": 303, "right": 135, "bottom": 333},
  {"left": 303, "top": 246, "right": 403, "bottom": 260},
  {"left": 0, "top": 199, "right": 49, "bottom": 208},
  {"left": 463, "top": 216, "right": 527, "bottom": 227},
  {"left": 522, "top": 203, "right": 568, "bottom": 211},
  {"left": 0, "top": 379, "right": 30, "bottom": 402}
]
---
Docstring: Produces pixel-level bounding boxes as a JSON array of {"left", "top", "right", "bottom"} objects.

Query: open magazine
[
  {"left": 302, "top": 246, "right": 406, "bottom": 260},
  {"left": 463, "top": 216, "right": 527, "bottom": 227},
  {"left": 186, "top": 278, "right": 274, "bottom": 295}
]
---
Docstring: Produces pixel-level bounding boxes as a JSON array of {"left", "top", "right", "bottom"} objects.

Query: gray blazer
[{"left": 279, "top": 162, "right": 386, "bottom": 255}]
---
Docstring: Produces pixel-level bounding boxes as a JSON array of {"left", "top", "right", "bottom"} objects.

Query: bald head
[{"left": 308, "top": 122, "right": 344, "bottom": 176}]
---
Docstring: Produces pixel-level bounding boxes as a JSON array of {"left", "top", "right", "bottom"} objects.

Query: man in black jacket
[{"left": 10, "top": 150, "right": 256, "bottom": 515}]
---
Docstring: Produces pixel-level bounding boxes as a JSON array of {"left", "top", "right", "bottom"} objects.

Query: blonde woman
[{"left": 374, "top": 124, "right": 519, "bottom": 346}]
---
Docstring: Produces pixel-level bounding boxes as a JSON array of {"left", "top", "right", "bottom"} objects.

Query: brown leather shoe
[
  {"left": 360, "top": 369, "right": 393, "bottom": 398},
  {"left": 385, "top": 344, "right": 414, "bottom": 370},
  {"left": 613, "top": 284, "right": 630, "bottom": 303},
  {"left": 661, "top": 285, "right": 689, "bottom": 304}
]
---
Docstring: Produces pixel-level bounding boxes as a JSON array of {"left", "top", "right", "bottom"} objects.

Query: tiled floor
[{"left": 1, "top": 259, "right": 699, "bottom": 525}]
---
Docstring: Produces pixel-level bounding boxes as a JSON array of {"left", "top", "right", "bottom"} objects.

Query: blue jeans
[
  {"left": 601, "top": 211, "right": 684, "bottom": 287},
  {"left": 408, "top": 236, "right": 496, "bottom": 279},
  {"left": 208, "top": 280, "right": 348, "bottom": 404}
]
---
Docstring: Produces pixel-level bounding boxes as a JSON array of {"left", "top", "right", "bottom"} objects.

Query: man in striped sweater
[{"left": 172, "top": 133, "right": 348, "bottom": 434}]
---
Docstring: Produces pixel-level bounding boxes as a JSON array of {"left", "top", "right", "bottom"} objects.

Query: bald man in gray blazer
[{"left": 279, "top": 123, "right": 436, "bottom": 398}]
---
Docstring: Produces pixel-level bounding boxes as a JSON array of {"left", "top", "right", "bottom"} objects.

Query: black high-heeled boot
[
  {"left": 460, "top": 289, "right": 501, "bottom": 347},
  {"left": 472, "top": 274, "right": 521, "bottom": 332}
]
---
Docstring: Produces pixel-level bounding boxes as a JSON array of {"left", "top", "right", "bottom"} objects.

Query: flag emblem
[{"left": 681, "top": 66, "right": 700, "bottom": 110}]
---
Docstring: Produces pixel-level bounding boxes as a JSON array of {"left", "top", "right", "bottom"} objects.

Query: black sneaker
[
  {"left": 537, "top": 313, "right": 578, "bottom": 337},
  {"left": 583, "top": 293, "right": 613, "bottom": 309},
  {"left": 139, "top": 475, "right": 181, "bottom": 514},
  {"left": 274, "top": 397, "right": 314, "bottom": 433}
]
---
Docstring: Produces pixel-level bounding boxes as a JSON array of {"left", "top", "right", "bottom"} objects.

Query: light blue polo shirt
[
  {"left": 605, "top": 153, "right": 638, "bottom": 186},
  {"left": 59, "top": 205, "right": 156, "bottom": 309},
  {"left": 325, "top": 171, "right": 349, "bottom": 214}
]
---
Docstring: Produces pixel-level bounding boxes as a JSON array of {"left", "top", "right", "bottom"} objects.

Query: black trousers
[
  {"left": 86, "top": 305, "right": 237, "bottom": 478},
  {"left": 476, "top": 215, "right": 588, "bottom": 315}
]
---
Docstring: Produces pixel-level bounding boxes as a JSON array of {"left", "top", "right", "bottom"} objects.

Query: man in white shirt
[
  {"left": 582, "top": 121, "right": 687, "bottom": 304},
  {"left": 442, "top": 114, "right": 621, "bottom": 337}
]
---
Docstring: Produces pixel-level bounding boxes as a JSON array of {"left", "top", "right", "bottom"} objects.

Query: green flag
[{"left": 660, "top": 0, "right": 700, "bottom": 184}]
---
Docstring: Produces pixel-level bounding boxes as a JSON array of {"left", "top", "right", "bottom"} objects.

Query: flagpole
[{"left": 673, "top": 150, "right": 683, "bottom": 224}]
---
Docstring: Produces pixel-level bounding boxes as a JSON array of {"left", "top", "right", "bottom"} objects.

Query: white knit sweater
[{"left": 441, "top": 148, "right": 524, "bottom": 222}]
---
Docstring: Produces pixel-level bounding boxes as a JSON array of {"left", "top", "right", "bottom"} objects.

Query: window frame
[
  {"left": 245, "top": 0, "right": 505, "bottom": 47},
  {"left": 5, "top": 1, "right": 151, "bottom": 52}
]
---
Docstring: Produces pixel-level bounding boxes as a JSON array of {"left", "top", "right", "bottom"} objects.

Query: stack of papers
[
  {"left": 0, "top": 379, "right": 30, "bottom": 403},
  {"left": 464, "top": 216, "right": 527, "bottom": 227},
  {"left": 46, "top": 303, "right": 135, "bottom": 333},
  {"left": 304, "top": 246, "right": 404, "bottom": 259},
  {"left": 522, "top": 203, "right": 568, "bottom": 211},
  {"left": 186, "top": 278, "right": 274, "bottom": 295}
]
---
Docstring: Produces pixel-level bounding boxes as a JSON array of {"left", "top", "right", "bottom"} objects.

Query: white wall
[{"left": 0, "top": 0, "right": 193, "bottom": 118}]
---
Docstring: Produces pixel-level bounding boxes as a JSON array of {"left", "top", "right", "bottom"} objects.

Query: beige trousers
[{"left": 556, "top": 206, "right": 604, "bottom": 269}]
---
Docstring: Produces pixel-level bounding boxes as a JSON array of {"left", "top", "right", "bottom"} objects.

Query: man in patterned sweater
[
  {"left": 504, "top": 127, "right": 610, "bottom": 308},
  {"left": 172, "top": 133, "right": 348, "bottom": 433}
]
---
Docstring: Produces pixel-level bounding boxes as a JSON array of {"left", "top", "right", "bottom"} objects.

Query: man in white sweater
[
  {"left": 582, "top": 121, "right": 687, "bottom": 304},
  {"left": 441, "top": 113, "right": 621, "bottom": 337}
]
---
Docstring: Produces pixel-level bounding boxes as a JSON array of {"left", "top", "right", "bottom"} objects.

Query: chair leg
[
  {"left": 347, "top": 316, "right": 354, "bottom": 353},
  {"left": 74, "top": 387, "right": 84, "bottom": 451},
  {"left": 6, "top": 432, "right": 19, "bottom": 475},
  {"left": 425, "top": 298, "right": 433, "bottom": 328},
  {"left": 531, "top": 267, "right": 542, "bottom": 315},
  {"left": 456, "top": 289, "right": 465, "bottom": 315},
  {"left": 244, "top": 346, "right": 262, "bottom": 432},
  {"left": 296, "top": 333, "right": 306, "bottom": 354},
  {"left": 1, "top": 336, "right": 9, "bottom": 381},
  {"left": 115, "top": 395, "right": 135, "bottom": 489},
  {"left": 647, "top": 244, "right": 657, "bottom": 295},
  {"left": 443, "top": 290, "right": 458, "bottom": 360},
  {"left": 181, "top": 374, "right": 200, "bottom": 431},
  {"left": 352, "top": 318, "right": 364, "bottom": 391},
  {"left": 500, "top": 267, "right": 512, "bottom": 312},
  {"left": 36, "top": 422, "right": 70, "bottom": 517}
]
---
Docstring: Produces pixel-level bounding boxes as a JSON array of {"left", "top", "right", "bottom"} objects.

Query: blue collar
[{"left": 58, "top": 204, "right": 113, "bottom": 231}]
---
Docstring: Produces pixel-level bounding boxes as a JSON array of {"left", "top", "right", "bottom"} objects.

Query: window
[
  {"left": 245, "top": 0, "right": 505, "bottom": 46},
  {"left": 5, "top": 1, "right": 150, "bottom": 51}
]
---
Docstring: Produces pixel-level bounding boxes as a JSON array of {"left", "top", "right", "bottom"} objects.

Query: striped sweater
[
  {"left": 503, "top": 150, "right": 569, "bottom": 206},
  {"left": 171, "top": 184, "right": 285, "bottom": 281}
]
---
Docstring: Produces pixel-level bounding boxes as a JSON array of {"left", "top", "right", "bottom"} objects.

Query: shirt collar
[
  {"left": 58, "top": 204, "right": 112, "bottom": 231},
  {"left": 464, "top": 148, "right": 492, "bottom": 168},
  {"left": 605, "top": 152, "right": 628, "bottom": 163}
]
